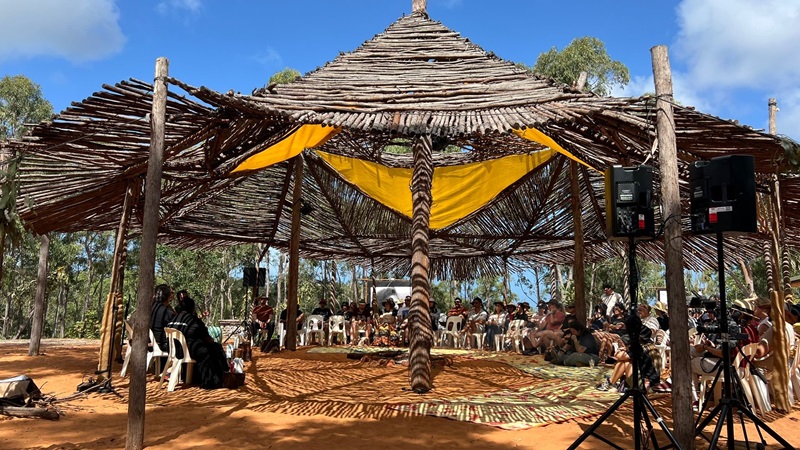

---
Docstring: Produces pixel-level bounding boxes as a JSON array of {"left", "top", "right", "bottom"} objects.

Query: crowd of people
[{"left": 245, "top": 283, "right": 800, "bottom": 409}]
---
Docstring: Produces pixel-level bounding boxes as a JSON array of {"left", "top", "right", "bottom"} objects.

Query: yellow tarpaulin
[
  {"left": 317, "top": 150, "right": 555, "bottom": 229},
  {"left": 232, "top": 124, "right": 340, "bottom": 173},
  {"left": 512, "top": 127, "right": 598, "bottom": 171}
]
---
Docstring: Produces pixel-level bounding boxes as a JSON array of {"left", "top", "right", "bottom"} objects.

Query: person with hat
[
  {"left": 462, "top": 297, "right": 488, "bottom": 349},
  {"left": 753, "top": 297, "right": 773, "bottom": 336},
  {"left": 653, "top": 300, "right": 669, "bottom": 331},
  {"left": 530, "top": 300, "right": 566, "bottom": 354},
  {"left": 447, "top": 297, "right": 468, "bottom": 319}
]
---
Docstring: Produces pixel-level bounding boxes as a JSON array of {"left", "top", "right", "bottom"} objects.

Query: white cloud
[
  {"left": 157, "top": 0, "right": 203, "bottom": 15},
  {"left": 251, "top": 48, "right": 284, "bottom": 69},
  {"left": 773, "top": 89, "right": 800, "bottom": 140},
  {"left": 611, "top": 72, "right": 713, "bottom": 113},
  {"left": 675, "top": 0, "right": 800, "bottom": 90},
  {"left": 0, "top": 0, "right": 125, "bottom": 63}
]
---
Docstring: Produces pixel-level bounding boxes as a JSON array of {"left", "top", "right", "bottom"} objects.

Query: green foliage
[
  {"left": 529, "top": 37, "right": 630, "bottom": 96},
  {"left": 66, "top": 309, "right": 100, "bottom": 339},
  {"left": 0, "top": 75, "right": 53, "bottom": 139},
  {"left": 268, "top": 68, "right": 301, "bottom": 85}
]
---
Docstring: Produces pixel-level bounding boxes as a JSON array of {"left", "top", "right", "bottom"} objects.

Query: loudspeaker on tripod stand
[
  {"left": 690, "top": 155, "right": 757, "bottom": 235},
  {"left": 242, "top": 267, "right": 266, "bottom": 287},
  {"left": 605, "top": 165, "right": 655, "bottom": 240}
]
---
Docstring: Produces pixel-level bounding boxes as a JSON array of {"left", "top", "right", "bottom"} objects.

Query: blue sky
[
  {"left": 2, "top": 0, "right": 798, "bottom": 303},
  {"left": 2, "top": 0, "right": 799, "bottom": 140}
]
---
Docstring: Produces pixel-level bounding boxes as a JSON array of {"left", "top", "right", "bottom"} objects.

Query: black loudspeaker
[
  {"left": 605, "top": 165, "right": 655, "bottom": 239},
  {"left": 690, "top": 155, "right": 757, "bottom": 235},
  {"left": 243, "top": 267, "right": 266, "bottom": 287}
]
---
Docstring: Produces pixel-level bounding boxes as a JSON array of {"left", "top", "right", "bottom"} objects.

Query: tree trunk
[
  {"left": 28, "top": 234, "right": 49, "bottom": 356},
  {"left": 82, "top": 232, "right": 95, "bottom": 322},
  {"left": 351, "top": 264, "right": 358, "bottom": 304},
  {"left": 408, "top": 134, "right": 434, "bottom": 393},
  {"left": 651, "top": 45, "right": 693, "bottom": 449},
  {"left": 126, "top": 57, "right": 168, "bottom": 450}
]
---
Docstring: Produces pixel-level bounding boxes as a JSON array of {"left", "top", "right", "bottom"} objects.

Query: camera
[{"left": 696, "top": 315, "right": 748, "bottom": 345}]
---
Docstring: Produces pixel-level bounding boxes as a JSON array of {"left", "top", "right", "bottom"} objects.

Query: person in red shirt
[
  {"left": 531, "top": 300, "right": 566, "bottom": 353},
  {"left": 447, "top": 298, "right": 468, "bottom": 318}
]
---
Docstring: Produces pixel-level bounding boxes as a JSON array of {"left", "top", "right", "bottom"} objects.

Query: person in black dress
[
  {"left": 150, "top": 284, "right": 175, "bottom": 352},
  {"left": 168, "top": 296, "right": 228, "bottom": 389}
]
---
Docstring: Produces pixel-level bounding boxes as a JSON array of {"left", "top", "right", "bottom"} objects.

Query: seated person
[
  {"left": 531, "top": 300, "right": 566, "bottom": 352},
  {"left": 279, "top": 304, "right": 305, "bottom": 336},
  {"left": 251, "top": 296, "right": 275, "bottom": 344},
  {"left": 485, "top": 301, "right": 507, "bottom": 350},
  {"left": 551, "top": 317, "right": 600, "bottom": 367},
  {"left": 373, "top": 299, "right": 400, "bottom": 346},
  {"left": 311, "top": 297, "right": 333, "bottom": 321},
  {"left": 752, "top": 297, "right": 796, "bottom": 372},
  {"left": 150, "top": 284, "right": 176, "bottom": 352},
  {"left": 597, "top": 326, "right": 660, "bottom": 393},
  {"left": 429, "top": 299, "right": 440, "bottom": 332},
  {"left": 462, "top": 298, "right": 488, "bottom": 348},
  {"left": 590, "top": 305, "right": 608, "bottom": 331},
  {"left": 447, "top": 298, "right": 468, "bottom": 319},
  {"left": 349, "top": 301, "right": 373, "bottom": 343},
  {"left": 638, "top": 303, "right": 660, "bottom": 334},
  {"left": 167, "top": 296, "right": 228, "bottom": 389}
]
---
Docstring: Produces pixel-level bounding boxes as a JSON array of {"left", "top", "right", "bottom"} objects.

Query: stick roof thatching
[{"left": 10, "top": 11, "right": 795, "bottom": 278}]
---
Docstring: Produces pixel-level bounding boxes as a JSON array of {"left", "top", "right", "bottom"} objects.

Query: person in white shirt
[
  {"left": 485, "top": 301, "right": 507, "bottom": 351},
  {"left": 638, "top": 304, "right": 660, "bottom": 333},
  {"left": 601, "top": 284, "right": 623, "bottom": 317}
]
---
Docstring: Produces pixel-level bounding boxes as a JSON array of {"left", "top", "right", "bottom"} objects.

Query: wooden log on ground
[{"left": 0, "top": 405, "right": 59, "bottom": 420}]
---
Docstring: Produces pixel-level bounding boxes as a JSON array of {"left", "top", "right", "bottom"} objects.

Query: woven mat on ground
[
  {"left": 390, "top": 378, "right": 620, "bottom": 430},
  {"left": 307, "top": 346, "right": 470, "bottom": 356},
  {"left": 474, "top": 353, "right": 612, "bottom": 383}
]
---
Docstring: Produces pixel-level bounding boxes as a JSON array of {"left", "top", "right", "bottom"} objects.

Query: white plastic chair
[
  {"left": 146, "top": 329, "right": 168, "bottom": 376},
  {"left": 463, "top": 331, "right": 485, "bottom": 350},
  {"left": 120, "top": 320, "right": 134, "bottom": 377},
  {"left": 654, "top": 329, "right": 670, "bottom": 373},
  {"left": 698, "top": 347, "right": 745, "bottom": 409},
  {"left": 328, "top": 315, "right": 346, "bottom": 345},
  {"left": 157, "top": 327, "right": 196, "bottom": 392},
  {"left": 506, "top": 320, "right": 527, "bottom": 353},
  {"left": 304, "top": 315, "right": 326, "bottom": 345},
  {"left": 740, "top": 343, "right": 771, "bottom": 415},
  {"left": 790, "top": 341, "right": 800, "bottom": 403},
  {"left": 440, "top": 316, "right": 463, "bottom": 348}
]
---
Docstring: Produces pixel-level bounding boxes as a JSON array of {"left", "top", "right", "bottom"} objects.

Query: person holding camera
[{"left": 551, "top": 317, "right": 600, "bottom": 367}]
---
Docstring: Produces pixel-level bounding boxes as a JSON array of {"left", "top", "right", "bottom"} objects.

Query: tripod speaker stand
[
  {"left": 569, "top": 236, "right": 681, "bottom": 450},
  {"left": 693, "top": 231, "right": 795, "bottom": 450}
]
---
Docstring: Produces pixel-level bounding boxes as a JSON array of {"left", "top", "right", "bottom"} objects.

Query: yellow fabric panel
[
  {"left": 232, "top": 125, "right": 340, "bottom": 173},
  {"left": 317, "top": 150, "right": 554, "bottom": 229},
  {"left": 512, "top": 127, "right": 598, "bottom": 172}
]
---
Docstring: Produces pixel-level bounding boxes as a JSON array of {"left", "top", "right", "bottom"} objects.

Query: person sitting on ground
[
  {"left": 590, "top": 305, "right": 608, "bottom": 331},
  {"left": 485, "top": 301, "right": 507, "bottom": 351},
  {"left": 350, "top": 301, "right": 373, "bottom": 343},
  {"left": 462, "top": 297, "right": 488, "bottom": 349},
  {"left": 596, "top": 326, "right": 660, "bottom": 393},
  {"left": 150, "top": 284, "right": 176, "bottom": 352},
  {"left": 251, "top": 296, "right": 275, "bottom": 344},
  {"left": 168, "top": 296, "right": 228, "bottom": 389},
  {"left": 551, "top": 316, "right": 600, "bottom": 367}
]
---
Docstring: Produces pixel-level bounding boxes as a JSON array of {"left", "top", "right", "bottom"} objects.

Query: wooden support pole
[
  {"left": 409, "top": 134, "right": 433, "bottom": 393},
  {"left": 126, "top": 57, "right": 168, "bottom": 450},
  {"left": 766, "top": 97, "right": 791, "bottom": 412},
  {"left": 285, "top": 155, "right": 304, "bottom": 351},
  {"left": 97, "top": 181, "right": 135, "bottom": 377},
  {"left": 28, "top": 234, "right": 49, "bottom": 356},
  {"left": 412, "top": 0, "right": 427, "bottom": 13},
  {"left": 651, "top": 45, "right": 693, "bottom": 449},
  {"left": 570, "top": 160, "right": 587, "bottom": 325}
]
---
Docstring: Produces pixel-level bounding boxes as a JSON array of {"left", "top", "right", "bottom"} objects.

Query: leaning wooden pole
[
  {"left": 97, "top": 181, "right": 135, "bottom": 378},
  {"left": 28, "top": 234, "right": 49, "bottom": 356},
  {"left": 126, "top": 57, "right": 168, "bottom": 450},
  {"left": 285, "top": 155, "right": 304, "bottom": 351},
  {"left": 651, "top": 45, "right": 693, "bottom": 449},
  {"left": 766, "top": 97, "right": 791, "bottom": 412},
  {"left": 408, "top": 134, "right": 434, "bottom": 393},
  {"left": 570, "top": 161, "right": 587, "bottom": 326}
]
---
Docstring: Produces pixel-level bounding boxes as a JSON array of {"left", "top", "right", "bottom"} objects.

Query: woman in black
[
  {"left": 168, "top": 296, "right": 228, "bottom": 389},
  {"left": 150, "top": 284, "right": 175, "bottom": 352}
]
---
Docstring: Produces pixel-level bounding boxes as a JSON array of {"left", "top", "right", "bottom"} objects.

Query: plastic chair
[
  {"left": 740, "top": 343, "right": 771, "bottom": 415},
  {"left": 654, "top": 329, "right": 670, "bottom": 373},
  {"left": 463, "top": 331, "right": 485, "bottom": 350},
  {"left": 328, "top": 315, "right": 346, "bottom": 345},
  {"left": 494, "top": 329, "right": 507, "bottom": 351},
  {"left": 790, "top": 341, "right": 800, "bottom": 403},
  {"left": 440, "top": 316, "right": 463, "bottom": 348},
  {"left": 304, "top": 315, "right": 326, "bottom": 345},
  {"left": 146, "top": 329, "right": 168, "bottom": 376},
  {"left": 157, "top": 327, "right": 196, "bottom": 392},
  {"left": 120, "top": 320, "right": 134, "bottom": 377},
  {"left": 698, "top": 347, "right": 745, "bottom": 408},
  {"left": 506, "top": 320, "right": 527, "bottom": 353}
]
